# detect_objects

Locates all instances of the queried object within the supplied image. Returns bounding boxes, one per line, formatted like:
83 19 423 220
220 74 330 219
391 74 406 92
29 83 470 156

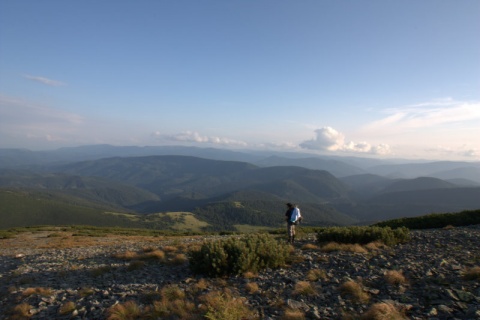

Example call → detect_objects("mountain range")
1 145 479 230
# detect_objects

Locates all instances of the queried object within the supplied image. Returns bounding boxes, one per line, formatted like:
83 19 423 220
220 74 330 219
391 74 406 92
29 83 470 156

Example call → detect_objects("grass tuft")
243 271 257 279
91 265 113 277
161 285 185 301
306 268 327 282
293 281 317 296
162 245 178 253
361 302 407 320
113 251 138 260
301 243 319 250
170 253 188 265
79 287 95 297
463 266 480 280
58 301 76 315
142 249 166 261
106 300 143 320
127 260 146 271
148 298 196 319
200 289 255 320
22 287 53 297
321 242 368 253
194 278 210 292
9 303 33 319
245 282 259 294
364 241 386 251
339 280 370 303
282 308 305 320
384 270 407 286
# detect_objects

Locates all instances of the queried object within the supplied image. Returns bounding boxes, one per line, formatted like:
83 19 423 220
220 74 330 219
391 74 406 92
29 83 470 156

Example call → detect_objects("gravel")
1 226 479 319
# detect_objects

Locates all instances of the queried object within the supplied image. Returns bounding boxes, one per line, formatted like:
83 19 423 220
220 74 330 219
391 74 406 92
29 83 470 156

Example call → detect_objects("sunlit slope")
0 189 143 229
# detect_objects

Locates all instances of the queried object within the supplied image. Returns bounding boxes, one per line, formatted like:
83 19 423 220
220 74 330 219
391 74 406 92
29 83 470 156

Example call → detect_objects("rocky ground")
0 226 479 319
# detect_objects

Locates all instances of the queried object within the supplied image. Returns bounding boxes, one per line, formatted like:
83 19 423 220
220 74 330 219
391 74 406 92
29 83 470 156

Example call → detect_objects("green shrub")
316 226 410 246
374 209 480 230
0 230 15 239
189 233 290 277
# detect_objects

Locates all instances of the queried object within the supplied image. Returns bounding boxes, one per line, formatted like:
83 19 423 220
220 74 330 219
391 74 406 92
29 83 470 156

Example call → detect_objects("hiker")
285 203 302 244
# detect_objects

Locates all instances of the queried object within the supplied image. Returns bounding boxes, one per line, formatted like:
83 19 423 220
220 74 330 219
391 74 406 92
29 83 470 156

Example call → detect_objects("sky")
1 0 479 160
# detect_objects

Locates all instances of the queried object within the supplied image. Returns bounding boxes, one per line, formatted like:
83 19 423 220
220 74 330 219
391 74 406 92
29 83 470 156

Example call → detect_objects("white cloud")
0 95 84 128
23 74 66 87
367 98 480 131
153 131 248 147
425 145 479 159
359 98 480 159
0 94 88 148
462 149 479 158
300 127 345 151
300 126 390 155
0 95 83 125
257 141 299 150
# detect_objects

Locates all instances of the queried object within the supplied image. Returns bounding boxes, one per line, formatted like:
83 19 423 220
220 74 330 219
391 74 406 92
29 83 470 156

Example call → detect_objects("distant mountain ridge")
53 155 352 206
1 145 480 230
2 145 479 182
254 155 365 177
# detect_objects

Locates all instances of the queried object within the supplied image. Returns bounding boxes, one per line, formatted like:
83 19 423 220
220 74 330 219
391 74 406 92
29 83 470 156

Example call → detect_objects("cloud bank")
153 131 248 147
300 127 391 155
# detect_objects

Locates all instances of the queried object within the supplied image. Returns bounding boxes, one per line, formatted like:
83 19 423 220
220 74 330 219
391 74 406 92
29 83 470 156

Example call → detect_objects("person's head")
286 203 293 208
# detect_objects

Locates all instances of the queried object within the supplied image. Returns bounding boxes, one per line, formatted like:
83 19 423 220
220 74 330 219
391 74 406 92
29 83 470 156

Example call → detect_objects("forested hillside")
1 151 480 230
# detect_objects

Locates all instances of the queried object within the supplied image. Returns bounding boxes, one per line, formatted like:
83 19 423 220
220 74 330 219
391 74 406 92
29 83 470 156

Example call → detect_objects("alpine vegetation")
316 226 410 246
189 233 291 277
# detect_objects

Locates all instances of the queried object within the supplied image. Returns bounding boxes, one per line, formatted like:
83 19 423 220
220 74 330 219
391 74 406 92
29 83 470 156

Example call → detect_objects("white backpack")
290 207 301 224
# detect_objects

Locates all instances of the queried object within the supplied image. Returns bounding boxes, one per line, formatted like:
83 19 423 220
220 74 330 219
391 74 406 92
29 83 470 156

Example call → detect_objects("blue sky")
1 0 479 160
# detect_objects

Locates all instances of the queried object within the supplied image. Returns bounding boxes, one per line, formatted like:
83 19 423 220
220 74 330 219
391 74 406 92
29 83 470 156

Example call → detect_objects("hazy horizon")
1 1 479 161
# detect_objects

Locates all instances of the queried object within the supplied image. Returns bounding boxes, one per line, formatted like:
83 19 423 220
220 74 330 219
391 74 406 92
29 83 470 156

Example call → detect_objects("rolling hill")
337 187 480 223
1 156 358 230
379 177 456 194
255 155 365 177
0 189 141 229
367 161 480 183
1 147 480 230
52 156 352 204
0 170 159 209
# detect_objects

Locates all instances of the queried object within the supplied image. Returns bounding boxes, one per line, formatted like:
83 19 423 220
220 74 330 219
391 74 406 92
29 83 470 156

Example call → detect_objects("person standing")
285 203 301 244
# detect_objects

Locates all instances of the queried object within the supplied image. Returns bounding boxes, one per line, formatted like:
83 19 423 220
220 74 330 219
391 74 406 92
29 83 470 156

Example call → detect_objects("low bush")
374 209 480 230
189 233 290 277
316 226 410 246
